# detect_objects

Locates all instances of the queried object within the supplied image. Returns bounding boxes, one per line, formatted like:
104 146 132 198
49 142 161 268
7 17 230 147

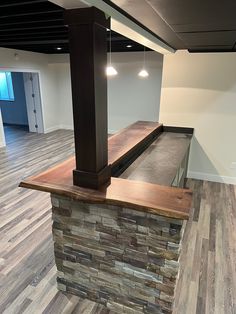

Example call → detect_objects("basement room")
0 1 235 314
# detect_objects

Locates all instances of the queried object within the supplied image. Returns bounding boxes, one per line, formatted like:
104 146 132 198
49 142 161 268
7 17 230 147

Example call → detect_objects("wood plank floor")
0 126 235 314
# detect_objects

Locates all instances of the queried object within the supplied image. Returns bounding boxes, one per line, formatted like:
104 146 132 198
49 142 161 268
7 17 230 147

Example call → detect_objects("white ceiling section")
49 0 175 54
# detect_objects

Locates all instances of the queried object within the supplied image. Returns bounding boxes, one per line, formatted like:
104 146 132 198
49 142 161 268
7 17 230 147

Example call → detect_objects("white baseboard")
45 125 117 134
59 124 73 130
44 125 62 133
0 140 6 148
188 171 236 185
44 124 73 133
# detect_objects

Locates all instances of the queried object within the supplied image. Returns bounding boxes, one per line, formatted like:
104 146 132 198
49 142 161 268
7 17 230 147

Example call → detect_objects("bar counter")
20 121 193 314
121 131 191 187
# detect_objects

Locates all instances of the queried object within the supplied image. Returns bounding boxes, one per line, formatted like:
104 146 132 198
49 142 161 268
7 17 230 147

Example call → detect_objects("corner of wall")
0 109 6 148
44 124 73 134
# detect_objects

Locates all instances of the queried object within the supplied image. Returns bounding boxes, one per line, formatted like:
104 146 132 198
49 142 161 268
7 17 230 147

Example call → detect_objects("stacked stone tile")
51 194 186 314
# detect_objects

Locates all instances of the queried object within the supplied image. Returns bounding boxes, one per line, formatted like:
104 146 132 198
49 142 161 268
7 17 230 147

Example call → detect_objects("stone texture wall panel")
51 194 186 314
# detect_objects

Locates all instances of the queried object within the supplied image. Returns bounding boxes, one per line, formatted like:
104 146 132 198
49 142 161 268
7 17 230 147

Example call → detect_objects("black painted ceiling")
1 0 235 54
105 0 236 52
0 0 145 54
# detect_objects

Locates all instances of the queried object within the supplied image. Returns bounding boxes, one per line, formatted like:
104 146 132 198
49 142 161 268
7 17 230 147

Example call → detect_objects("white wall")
0 109 5 147
0 47 59 134
0 49 163 146
160 50 236 184
49 51 163 133
107 52 163 132
47 54 73 130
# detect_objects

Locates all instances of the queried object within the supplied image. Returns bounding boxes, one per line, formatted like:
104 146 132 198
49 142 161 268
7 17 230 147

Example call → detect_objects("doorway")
0 71 44 145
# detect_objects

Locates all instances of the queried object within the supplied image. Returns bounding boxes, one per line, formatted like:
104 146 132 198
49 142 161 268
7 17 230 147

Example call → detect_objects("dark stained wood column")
64 8 111 189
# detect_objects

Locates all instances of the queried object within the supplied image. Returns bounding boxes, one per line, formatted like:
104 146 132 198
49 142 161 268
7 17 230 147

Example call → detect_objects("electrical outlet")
230 162 236 169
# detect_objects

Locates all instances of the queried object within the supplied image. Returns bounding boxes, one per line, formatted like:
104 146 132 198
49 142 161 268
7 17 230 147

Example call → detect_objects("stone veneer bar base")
51 194 186 314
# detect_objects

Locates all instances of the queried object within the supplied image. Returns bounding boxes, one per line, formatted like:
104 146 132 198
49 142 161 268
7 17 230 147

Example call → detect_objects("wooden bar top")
20 121 192 220
42 121 163 176
20 172 191 220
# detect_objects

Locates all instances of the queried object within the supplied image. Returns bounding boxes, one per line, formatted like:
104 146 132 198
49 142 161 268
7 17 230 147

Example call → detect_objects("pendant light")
106 29 118 76
138 46 149 78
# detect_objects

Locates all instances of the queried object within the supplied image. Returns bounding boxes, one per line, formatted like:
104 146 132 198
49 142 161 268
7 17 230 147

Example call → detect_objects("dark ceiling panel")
106 0 185 49
178 30 236 47
108 0 236 52
189 45 234 53
172 23 236 33
146 0 236 29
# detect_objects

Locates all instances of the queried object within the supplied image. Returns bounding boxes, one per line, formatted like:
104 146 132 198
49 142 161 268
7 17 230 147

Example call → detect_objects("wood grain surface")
20 121 192 220
1 126 235 313
33 121 163 184
20 173 192 220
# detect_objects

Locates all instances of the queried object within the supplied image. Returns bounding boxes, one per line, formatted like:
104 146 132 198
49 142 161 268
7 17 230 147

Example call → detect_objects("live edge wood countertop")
20 121 192 220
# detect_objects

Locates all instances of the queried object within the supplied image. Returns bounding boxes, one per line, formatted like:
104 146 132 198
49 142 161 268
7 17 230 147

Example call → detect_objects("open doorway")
0 71 44 145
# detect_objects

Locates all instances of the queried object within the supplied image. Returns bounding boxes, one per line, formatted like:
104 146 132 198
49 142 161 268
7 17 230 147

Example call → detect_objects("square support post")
64 8 111 189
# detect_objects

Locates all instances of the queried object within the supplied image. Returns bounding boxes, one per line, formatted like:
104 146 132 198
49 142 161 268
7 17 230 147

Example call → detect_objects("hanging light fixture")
138 46 149 78
106 29 118 76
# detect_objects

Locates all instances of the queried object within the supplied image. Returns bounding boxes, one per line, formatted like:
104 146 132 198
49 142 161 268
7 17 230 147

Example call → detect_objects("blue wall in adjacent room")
0 72 28 126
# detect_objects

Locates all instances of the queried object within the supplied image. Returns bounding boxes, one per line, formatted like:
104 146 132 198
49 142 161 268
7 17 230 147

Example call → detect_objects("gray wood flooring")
0 126 235 314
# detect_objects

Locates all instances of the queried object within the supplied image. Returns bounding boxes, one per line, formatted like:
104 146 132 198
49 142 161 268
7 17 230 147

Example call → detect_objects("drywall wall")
160 50 236 184
0 47 59 133
0 72 28 126
48 56 73 130
0 49 163 138
0 109 5 147
49 51 163 133
107 52 163 132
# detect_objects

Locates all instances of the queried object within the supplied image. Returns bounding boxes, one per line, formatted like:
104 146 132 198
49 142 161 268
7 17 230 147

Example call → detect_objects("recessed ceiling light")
126 45 132 48
106 28 110 31
56 47 62 50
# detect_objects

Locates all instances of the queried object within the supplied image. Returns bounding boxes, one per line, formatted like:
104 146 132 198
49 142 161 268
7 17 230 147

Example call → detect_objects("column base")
73 165 111 189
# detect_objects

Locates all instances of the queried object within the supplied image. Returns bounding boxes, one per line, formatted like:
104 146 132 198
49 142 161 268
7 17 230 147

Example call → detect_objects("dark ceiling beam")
0 19 63 29
0 1 60 16
0 25 66 33
0 11 63 24
0 30 67 37
0 6 62 19
0 9 62 20
0 34 68 43
0 20 64 32
110 35 130 41
1 43 69 51
0 0 47 8
0 39 68 46
0 0 146 54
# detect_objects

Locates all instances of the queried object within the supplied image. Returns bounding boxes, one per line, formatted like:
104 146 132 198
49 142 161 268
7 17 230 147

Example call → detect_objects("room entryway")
0 71 44 145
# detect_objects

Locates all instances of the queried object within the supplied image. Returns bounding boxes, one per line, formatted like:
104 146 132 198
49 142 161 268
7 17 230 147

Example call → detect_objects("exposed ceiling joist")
0 0 147 54
0 0 47 8
1 39 68 46
0 25 67 36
